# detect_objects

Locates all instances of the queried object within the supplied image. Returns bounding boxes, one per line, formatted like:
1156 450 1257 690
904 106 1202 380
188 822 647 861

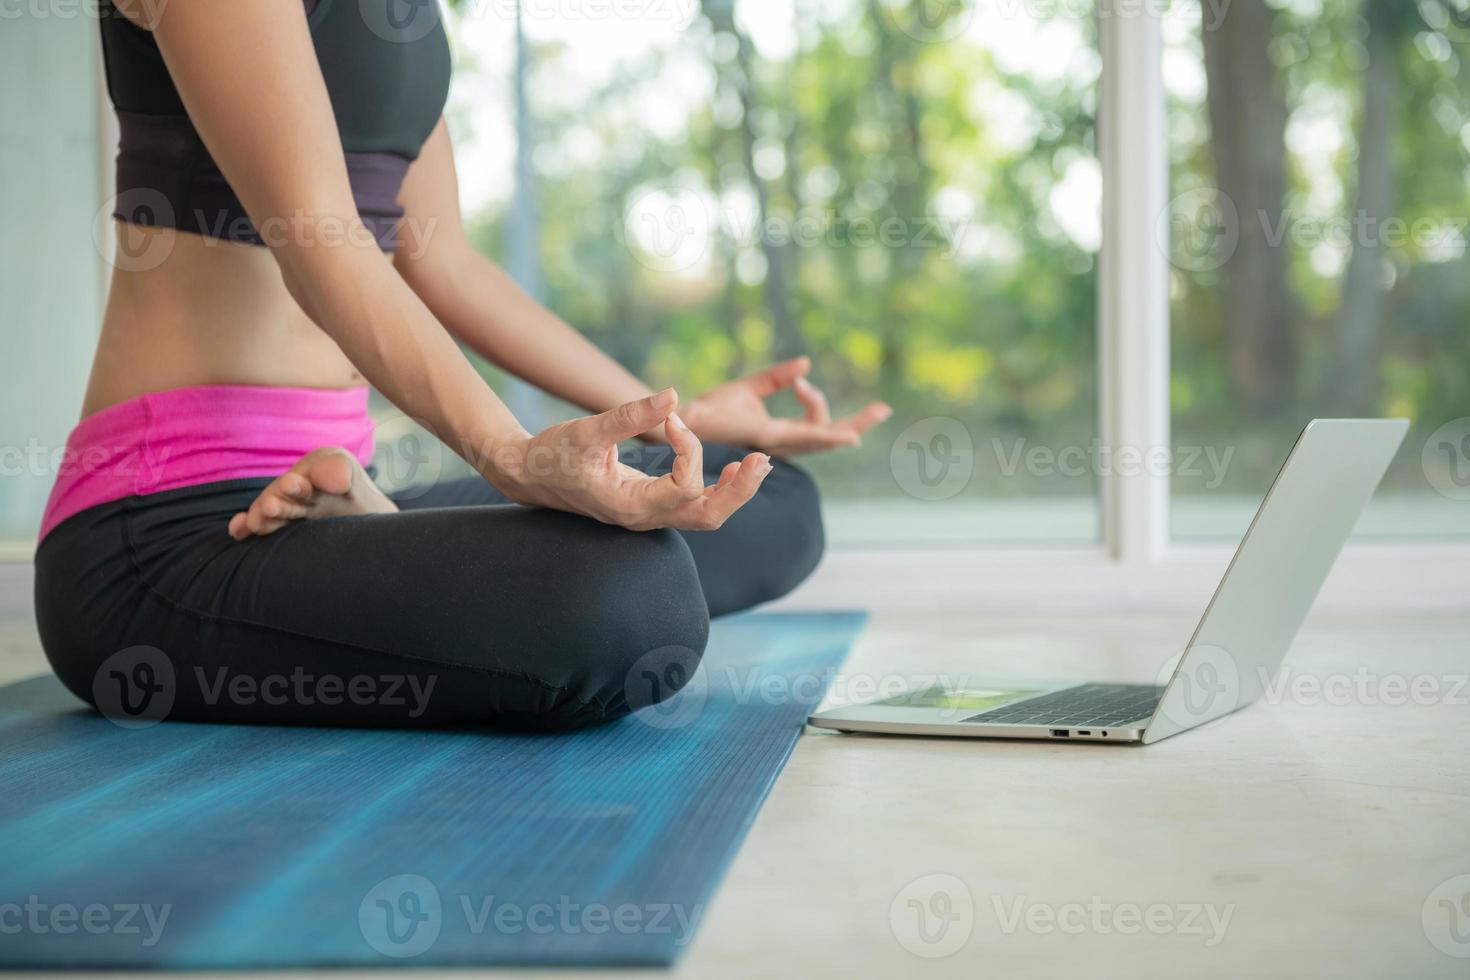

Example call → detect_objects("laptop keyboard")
961 683 1165 727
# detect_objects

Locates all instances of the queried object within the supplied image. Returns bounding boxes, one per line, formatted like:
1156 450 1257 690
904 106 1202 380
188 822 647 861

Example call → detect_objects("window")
1164 0 1470 540
445 0 1102 544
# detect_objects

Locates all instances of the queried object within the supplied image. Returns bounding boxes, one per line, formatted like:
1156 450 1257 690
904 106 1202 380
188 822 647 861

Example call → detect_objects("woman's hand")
680 357 891 457
490 389 772 531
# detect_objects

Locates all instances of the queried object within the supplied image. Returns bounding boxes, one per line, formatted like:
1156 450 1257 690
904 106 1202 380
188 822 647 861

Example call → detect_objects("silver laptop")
808 418 1408 745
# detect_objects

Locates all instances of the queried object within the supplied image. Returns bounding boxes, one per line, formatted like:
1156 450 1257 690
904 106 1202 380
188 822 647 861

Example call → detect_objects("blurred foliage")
457 0 1468 505
1169 0 1470 493
461 0 1101 500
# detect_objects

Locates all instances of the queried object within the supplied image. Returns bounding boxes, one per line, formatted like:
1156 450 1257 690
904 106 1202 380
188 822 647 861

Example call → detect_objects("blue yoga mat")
0 611 862 969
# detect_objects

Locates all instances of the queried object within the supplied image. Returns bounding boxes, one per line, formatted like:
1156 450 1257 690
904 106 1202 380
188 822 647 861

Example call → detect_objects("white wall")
0 11 106 540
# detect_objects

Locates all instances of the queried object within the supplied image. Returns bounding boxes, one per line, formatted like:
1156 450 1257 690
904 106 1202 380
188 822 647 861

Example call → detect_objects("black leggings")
33 444 823 731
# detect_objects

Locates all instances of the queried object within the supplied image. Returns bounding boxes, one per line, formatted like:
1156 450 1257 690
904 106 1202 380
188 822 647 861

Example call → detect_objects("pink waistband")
39 384 376 542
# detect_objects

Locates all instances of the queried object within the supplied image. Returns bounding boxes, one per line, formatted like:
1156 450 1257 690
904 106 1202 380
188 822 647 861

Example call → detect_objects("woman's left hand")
680 356 891 457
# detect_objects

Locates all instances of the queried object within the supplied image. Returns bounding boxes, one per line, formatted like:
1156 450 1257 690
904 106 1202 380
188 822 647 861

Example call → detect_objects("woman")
33 0 887 731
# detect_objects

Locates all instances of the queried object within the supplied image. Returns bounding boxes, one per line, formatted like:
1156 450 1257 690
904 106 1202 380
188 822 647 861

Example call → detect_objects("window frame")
1097 1 1170 564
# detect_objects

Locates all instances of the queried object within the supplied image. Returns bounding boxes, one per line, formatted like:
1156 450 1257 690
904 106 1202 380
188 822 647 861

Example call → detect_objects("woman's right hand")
488 389 773 531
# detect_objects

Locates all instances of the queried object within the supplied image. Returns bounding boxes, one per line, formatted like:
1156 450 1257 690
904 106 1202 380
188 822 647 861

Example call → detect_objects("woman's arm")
395 121 655 417
394 120 893 455
152 2 519 463
149 0 768 530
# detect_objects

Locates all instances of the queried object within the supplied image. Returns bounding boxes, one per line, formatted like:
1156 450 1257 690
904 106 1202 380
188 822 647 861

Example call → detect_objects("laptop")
808 418 1409 745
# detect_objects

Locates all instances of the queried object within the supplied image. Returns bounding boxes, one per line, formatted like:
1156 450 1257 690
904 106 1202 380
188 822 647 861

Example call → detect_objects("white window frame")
1097 0 1169 565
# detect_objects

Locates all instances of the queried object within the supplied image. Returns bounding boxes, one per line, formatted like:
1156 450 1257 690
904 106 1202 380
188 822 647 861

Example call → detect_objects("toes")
230 487 305 540
258 493 307 522
278 472 315 501
228 447 388 542
303 448 357 497
244 504 284 537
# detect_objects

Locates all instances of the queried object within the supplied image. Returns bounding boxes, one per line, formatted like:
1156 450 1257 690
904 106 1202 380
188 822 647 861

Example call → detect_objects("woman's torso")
84 0 450 418
84 230 361 416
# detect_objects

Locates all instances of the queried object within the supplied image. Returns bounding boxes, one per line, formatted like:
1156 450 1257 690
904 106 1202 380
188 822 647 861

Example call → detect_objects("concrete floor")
1 563 1467 978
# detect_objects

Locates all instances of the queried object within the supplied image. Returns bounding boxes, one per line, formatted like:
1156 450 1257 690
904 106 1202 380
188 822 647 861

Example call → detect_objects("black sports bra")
99 0 452 251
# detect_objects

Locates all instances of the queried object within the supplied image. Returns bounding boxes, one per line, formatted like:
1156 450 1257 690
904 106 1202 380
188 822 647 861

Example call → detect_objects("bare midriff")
81 222 367 419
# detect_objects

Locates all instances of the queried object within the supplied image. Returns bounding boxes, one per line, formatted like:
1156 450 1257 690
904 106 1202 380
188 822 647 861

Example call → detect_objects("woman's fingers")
689 452 771 527
614 412 706 517
664 412 704 494
709 459 743 494
746 356 811 396
589 387 679 445
834 401 893 439
765 418 861 453
619 471 694 517
771 402 892 454
761 388 892 458
614 450 768 531
516 388 790 530
793 375 832 424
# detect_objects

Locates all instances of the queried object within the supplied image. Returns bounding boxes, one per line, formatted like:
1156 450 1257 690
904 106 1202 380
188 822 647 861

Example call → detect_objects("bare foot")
227 447 398 541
